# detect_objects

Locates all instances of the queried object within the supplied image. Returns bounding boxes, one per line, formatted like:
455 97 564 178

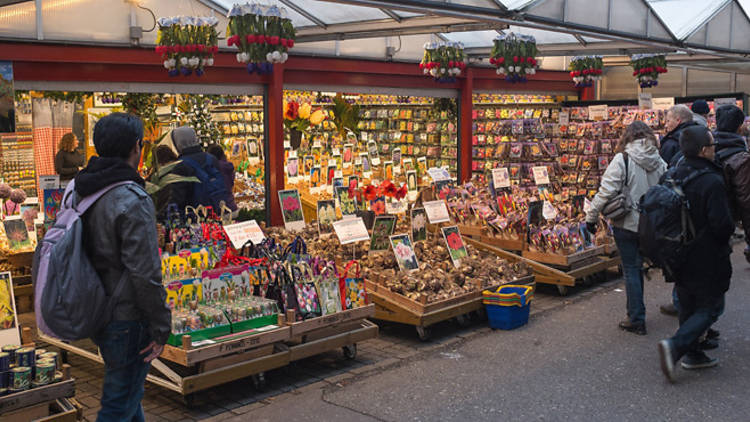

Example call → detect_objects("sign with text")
532 166 550 185
333 217 370 245
638 92 653 110
714 97 738 108
223 220 265 249
423 200 451 224
491 167 510 189
652 97 674 111
587 104 608 121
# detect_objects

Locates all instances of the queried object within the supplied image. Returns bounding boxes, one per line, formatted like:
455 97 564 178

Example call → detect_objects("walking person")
660 104 699 167
74 113 171 420
55 132 84 186
658 125 735 382
586 121 667 335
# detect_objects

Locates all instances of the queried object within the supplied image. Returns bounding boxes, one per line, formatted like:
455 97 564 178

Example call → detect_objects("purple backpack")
33 180 133 340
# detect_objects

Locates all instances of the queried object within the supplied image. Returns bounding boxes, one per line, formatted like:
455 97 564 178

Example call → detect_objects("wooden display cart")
366 235 539 340
522 245 622 296
456 223 526 252
0 366 77 422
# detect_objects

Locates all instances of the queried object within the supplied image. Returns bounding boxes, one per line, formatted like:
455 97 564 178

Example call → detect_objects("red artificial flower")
380 180 397 198
448 60 455 68
257 35 266 44
287 39 295 48
212 46 219 53
395 185 407 200
363 185 378 201
497 57 505 64
197 44 205 52
632 71 638 76
519 57 526 63
270 36 280 45
419 63 425 69
446 232 463 251
570 71 576 77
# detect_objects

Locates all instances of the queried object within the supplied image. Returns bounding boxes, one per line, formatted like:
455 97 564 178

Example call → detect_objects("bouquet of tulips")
227 3 296 75
489 33 538 83
569 56 603 87
630 54 668 88
419 42 466 83
156 16 219 77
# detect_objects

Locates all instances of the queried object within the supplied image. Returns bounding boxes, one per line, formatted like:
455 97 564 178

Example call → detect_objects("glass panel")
498 0 538 10
647 0 728 39
441 30 499 48
506 25 579 44
0 1 36 39
285 0 389 24
212 0 315 27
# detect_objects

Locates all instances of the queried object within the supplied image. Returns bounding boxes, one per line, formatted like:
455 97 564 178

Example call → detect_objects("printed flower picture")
287 157 299 178
3 218 31 252
43 188 64 222
336 186 357 216
370 215 396 252
317 200 336 235
0 273 17 330
310 166 321 188
390 234 419 271
278 190 303 223
411 208 427 242
304 155 314 175
370 196 386 216
441 226 468 267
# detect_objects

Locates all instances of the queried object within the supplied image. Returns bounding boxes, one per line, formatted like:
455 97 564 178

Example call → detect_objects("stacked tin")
0 345 61 395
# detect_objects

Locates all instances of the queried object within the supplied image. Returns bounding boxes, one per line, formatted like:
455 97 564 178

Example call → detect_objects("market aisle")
317 243 750 422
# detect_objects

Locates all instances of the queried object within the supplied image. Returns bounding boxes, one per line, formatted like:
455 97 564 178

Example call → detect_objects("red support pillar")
459 67 474 183
267 63 285 226
579 84 596 101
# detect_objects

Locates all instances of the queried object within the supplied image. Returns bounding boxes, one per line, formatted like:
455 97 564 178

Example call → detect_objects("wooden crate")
284 304 375 337
0 379 75 416
522 245 606 267
286 320 378 362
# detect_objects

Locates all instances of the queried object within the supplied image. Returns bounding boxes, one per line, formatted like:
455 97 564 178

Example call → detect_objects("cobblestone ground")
30 272 619 421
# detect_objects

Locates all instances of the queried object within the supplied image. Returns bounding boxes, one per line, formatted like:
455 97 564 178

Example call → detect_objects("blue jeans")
671 287 724 360
613 227 645 325
93 321 152 422
672 286 681 313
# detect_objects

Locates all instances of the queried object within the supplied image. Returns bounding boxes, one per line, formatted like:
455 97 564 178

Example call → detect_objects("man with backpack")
169 126 231 214
713 104 750 263
655 125 735 382
74 113 171 419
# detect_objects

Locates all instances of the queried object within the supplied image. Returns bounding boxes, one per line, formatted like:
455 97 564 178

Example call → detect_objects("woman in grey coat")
586 121 667 335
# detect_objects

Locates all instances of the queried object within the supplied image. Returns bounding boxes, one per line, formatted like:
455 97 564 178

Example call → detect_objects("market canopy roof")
2 0 750 65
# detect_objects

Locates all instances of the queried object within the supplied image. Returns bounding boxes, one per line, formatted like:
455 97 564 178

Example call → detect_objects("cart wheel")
252 372 266 390
342 344 357 360
455 314 471 327
60 350 69 365
557 285 569 296
582 275 594 287
416 326 431 341
184 393 196 409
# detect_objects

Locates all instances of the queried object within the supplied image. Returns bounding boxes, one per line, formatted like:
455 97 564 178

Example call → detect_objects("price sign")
491 168 510 189
532 166 550 185
714 97 738 107
558 111 569 125
223 220 265 249
588 104 608 121
39 175 60 192
652 97 675 111
333 217 370 245
427 167 451 182
542 201 558 220
423 200 451 224
638 92 653 110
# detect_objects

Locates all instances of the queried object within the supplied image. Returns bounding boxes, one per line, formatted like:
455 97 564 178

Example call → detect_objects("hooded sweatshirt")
714 130 748 165
587 138 667 232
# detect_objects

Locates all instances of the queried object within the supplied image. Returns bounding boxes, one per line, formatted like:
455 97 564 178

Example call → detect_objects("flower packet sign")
410 207 427 242
441 226 468 268
165 277 203 308
0 272 20 346
278 189 305 232
43 188 64 222
202 265 253 302
423 200 451 224
390 234 419 272
223 220 265 250
491 167 510 189
317 199 336 235
370 215 396 252
427 167 451 183
532 166 550 186
367 141 380 166
333 217 370 245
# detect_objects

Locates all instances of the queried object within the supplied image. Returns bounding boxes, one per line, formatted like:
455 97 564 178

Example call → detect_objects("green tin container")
11 366 31 391
34 362 55 386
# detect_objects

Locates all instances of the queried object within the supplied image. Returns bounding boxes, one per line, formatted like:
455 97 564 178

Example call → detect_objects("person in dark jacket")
168 126 228 212
691 99 710 127
55 132 84 184
713 104 750 263
658 125 735 382
660 104 699 166
207 144 238 214
74 113 171 420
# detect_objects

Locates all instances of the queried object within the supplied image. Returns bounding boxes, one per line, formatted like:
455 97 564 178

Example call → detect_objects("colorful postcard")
410 207 427 242
311 145 322 162
392 148 401 167
278 189 305 231
343 144 354 168
360 153 371 172
3 217 31 251
384 161 394 181
317 199 336 235
370 215 396 252
303 155 314 177
348 175 359 191
403 158 414 173
417 157 427 177
310 165 322 189
354 162 364 176
370 196 386 216
43 188 64 222
390 234 419 272
441 226 468 268
332 177 344 194
287 157 299 180
407 170 418 192
336 186 358 216
367 141 380 166
20 199 39 232
326 165 337 186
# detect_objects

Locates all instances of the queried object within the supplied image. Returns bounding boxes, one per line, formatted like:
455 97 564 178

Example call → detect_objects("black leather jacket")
78 167 171 345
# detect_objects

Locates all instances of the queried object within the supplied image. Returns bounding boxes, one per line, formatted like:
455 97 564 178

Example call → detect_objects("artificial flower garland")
227 3 296 75
569 56 603 87
155 16 219 77
490 33 538 83
630 54 668 88
419 42 466 83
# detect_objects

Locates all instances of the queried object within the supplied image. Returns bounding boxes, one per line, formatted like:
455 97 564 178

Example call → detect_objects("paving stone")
230 401 267 415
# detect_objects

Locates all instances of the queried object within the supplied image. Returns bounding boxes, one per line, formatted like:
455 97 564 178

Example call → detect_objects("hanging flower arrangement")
227 3 296 75
155 16 219 77
489 33 538 83
630 54 668 88
419 42 466 83
569 56 603 87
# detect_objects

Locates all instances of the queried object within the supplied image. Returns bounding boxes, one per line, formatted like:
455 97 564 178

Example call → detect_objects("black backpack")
180 155 230 212
637 168 711 280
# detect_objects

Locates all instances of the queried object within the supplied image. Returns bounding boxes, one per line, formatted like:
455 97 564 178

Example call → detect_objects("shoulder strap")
681 168 713 186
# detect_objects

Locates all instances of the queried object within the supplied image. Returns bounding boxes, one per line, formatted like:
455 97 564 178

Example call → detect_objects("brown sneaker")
619 319 647 335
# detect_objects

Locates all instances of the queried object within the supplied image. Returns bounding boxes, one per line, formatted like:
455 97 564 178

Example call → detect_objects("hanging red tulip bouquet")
630 54 667 88
156 16 219 77
227 3 296 75
569 56 603 87
489 33 538 83
419 42 466 83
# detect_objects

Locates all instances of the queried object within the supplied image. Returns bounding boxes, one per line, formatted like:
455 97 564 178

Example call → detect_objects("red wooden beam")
284 69 461 90
459 67 473 183
267 63 285 227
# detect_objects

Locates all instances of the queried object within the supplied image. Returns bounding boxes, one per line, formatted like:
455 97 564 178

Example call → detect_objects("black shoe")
681 352 718 370
745 246 750 264
658 340 676 383
659 304 679 317
619 320 647 335
706 328 720 340
698 338 719 350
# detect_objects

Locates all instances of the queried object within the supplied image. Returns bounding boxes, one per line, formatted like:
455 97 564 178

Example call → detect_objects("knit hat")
172 126 200 154
691 99 710 115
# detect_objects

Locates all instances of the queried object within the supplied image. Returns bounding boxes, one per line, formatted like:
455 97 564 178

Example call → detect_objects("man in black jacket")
713 104 750 263
75 113 171 420
660 104 699 167
658 125 735 382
